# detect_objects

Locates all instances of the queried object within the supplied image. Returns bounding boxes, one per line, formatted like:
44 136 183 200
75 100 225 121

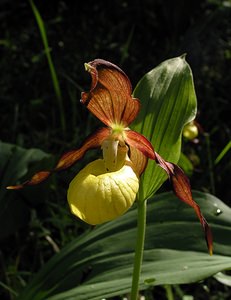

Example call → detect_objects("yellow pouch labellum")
67 159 139 225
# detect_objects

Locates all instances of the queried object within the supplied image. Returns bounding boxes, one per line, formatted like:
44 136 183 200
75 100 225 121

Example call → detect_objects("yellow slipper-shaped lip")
67 159 139 225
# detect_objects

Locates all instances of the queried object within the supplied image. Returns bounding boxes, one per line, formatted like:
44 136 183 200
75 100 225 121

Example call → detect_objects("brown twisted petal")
81 59 140 127
125 130 155 160
7 127 110 190
154 152 213 255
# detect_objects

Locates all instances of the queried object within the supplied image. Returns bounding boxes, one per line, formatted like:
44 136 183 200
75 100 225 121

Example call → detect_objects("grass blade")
29 0 66 133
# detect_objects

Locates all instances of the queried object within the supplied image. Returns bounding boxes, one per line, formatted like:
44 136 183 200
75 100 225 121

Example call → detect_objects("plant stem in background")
130 199 147 299
214 140 231 165
29 0 66 134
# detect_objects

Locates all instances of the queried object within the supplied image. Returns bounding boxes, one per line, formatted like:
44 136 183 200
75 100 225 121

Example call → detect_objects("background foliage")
0 0 230 299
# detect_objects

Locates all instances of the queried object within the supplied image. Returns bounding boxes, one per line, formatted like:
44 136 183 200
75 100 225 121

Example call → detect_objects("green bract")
132 55 197 200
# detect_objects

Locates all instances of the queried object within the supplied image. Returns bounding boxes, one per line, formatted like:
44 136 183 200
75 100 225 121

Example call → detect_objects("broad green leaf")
132 55 197 200
214 272 231 286
18 191 231 300
0 141 51 239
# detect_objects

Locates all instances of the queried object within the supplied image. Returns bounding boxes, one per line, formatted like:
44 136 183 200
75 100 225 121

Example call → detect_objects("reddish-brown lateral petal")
55 127 110 170
7 171 50 190
81 59 140 127
155 152 213 255
125 130 155 160
7 127 110 190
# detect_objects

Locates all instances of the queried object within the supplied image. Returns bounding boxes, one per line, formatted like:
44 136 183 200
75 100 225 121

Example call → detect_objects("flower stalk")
130 199 147 299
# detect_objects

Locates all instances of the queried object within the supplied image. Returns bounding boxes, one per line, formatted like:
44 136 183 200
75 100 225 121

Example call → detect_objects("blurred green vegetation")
0 0 230 299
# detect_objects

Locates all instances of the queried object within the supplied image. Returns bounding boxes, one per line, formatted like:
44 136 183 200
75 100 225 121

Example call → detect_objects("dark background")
0 0 230 299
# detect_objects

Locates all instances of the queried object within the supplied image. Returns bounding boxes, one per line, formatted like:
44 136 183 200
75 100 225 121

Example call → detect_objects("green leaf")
18 191 231 300
214 272 231 287
132 55 197 200
0 141 51 239
178 152 194 176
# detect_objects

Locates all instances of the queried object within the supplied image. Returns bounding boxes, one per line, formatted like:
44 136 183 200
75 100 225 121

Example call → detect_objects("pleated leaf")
17 191 231 300
132 55 197 200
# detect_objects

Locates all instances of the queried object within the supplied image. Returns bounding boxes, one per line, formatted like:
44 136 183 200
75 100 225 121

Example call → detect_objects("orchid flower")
7 59 213 255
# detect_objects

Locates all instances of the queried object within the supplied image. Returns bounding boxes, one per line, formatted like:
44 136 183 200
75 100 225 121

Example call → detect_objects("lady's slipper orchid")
7 59 213 254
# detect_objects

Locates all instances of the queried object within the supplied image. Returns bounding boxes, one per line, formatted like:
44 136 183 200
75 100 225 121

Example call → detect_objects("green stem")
214 140 231 165
165 285 174 300
130 199 147 300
